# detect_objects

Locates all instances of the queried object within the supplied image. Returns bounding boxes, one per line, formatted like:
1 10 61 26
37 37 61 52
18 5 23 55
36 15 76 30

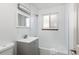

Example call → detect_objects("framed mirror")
17 13 30 28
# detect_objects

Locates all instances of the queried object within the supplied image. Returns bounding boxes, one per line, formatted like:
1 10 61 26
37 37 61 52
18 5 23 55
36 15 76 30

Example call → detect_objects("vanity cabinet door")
17 39 39 55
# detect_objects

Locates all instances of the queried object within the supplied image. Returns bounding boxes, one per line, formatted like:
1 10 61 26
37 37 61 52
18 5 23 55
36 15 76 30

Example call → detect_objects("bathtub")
0 43 14 55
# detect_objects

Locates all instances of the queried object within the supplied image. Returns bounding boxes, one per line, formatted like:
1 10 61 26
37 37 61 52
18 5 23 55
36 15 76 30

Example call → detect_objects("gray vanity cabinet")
17 39 39 55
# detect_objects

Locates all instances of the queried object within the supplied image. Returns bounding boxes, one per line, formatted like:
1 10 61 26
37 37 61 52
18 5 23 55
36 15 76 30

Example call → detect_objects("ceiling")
29 3 65 10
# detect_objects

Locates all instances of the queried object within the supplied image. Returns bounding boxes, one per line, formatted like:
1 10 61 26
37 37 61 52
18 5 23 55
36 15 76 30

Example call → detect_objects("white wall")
38 5 68 54
0 3 17 44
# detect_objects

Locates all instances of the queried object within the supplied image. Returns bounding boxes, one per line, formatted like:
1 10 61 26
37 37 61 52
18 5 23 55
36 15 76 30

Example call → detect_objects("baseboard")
39 47 67 55
39 47 52 55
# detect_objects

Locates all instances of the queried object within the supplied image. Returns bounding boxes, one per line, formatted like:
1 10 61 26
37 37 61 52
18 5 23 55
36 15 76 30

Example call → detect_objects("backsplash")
16 28 31 40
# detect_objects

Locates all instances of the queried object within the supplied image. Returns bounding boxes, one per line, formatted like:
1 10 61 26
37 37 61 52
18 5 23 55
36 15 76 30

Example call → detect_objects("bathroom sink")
17 37 39 43
17 37 39 55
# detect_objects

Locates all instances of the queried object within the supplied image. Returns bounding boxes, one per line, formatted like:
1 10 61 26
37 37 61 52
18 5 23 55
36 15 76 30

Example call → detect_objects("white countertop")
17 37 39 43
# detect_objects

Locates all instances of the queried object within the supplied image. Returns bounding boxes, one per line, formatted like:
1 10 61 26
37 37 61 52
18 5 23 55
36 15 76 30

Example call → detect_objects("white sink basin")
17 37 39 43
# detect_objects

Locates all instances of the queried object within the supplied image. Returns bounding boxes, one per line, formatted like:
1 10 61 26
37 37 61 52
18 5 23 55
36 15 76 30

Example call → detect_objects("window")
26 18 30 27
42 14 58 30
43 15 49 29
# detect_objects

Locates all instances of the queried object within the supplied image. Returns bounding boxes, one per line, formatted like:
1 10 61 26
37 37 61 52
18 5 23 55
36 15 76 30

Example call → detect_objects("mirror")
18 13 30 28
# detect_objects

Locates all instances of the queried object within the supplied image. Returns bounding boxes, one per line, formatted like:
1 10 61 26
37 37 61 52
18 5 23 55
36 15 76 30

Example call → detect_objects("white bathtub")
0 43 14 55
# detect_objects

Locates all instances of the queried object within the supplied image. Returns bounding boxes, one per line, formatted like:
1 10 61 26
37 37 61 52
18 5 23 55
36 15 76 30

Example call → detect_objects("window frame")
42 13 59 31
